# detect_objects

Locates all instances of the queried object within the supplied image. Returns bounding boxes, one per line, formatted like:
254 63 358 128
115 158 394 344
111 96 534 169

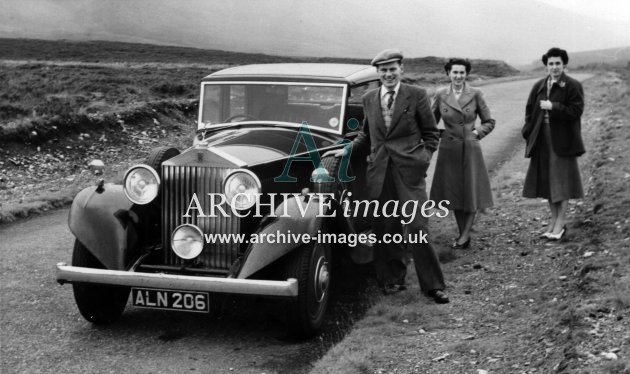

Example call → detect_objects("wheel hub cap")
314 257 329 303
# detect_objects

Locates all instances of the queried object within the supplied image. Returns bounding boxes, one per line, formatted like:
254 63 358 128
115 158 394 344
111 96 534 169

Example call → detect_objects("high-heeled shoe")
539 231 552 239
547 226 567 241
452 237 471 249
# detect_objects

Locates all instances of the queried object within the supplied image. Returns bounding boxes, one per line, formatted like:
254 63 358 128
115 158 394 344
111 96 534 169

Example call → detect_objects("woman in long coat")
521 47 584 240
430 58 495 249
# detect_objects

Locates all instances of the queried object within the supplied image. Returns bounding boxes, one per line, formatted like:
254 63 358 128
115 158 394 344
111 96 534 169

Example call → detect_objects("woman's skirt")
523 121 584 202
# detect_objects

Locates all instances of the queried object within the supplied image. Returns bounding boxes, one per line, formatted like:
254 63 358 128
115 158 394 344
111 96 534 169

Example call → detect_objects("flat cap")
371 49 403 66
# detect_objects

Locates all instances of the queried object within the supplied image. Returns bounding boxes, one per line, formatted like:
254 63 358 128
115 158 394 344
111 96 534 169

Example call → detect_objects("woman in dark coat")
430 58 495 249
522 47 585 241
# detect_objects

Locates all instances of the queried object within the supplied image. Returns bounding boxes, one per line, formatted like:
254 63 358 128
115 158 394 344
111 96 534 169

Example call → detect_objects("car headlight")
123 165 160 205
171 224 204 259
223 169 261 210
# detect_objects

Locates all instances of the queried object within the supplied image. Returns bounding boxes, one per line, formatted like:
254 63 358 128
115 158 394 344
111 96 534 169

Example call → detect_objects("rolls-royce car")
56 63 381 337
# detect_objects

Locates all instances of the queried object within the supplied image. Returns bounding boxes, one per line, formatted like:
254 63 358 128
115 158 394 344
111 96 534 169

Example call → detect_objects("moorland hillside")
0 38 521 146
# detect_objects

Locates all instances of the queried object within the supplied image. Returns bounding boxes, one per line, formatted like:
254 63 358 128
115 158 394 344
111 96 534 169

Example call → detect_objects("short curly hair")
444 58 472 74
542 47 569 65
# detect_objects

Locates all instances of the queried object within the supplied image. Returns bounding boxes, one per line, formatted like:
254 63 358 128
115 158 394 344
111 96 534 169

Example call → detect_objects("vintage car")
56 63 381 337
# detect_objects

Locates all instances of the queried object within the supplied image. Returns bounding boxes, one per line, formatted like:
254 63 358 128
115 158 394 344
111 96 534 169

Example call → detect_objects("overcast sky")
1 0 628 65
538 0 630 22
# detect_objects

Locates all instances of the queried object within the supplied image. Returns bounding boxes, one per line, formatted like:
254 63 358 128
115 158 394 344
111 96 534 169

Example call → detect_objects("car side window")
348 81 379 104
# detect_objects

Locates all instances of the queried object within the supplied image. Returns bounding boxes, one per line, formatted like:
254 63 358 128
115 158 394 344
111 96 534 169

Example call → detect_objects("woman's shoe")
539 231 552 239
547 226 567 241
452 238 471 249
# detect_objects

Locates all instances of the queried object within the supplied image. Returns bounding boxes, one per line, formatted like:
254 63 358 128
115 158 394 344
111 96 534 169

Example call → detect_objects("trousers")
373 165 445 292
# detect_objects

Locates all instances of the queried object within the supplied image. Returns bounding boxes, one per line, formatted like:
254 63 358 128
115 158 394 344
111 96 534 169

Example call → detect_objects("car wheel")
71 240 129 325
145 147 180 178
283 232 332 338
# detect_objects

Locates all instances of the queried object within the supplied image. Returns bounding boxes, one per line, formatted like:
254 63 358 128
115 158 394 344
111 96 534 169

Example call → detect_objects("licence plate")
131 288 209 313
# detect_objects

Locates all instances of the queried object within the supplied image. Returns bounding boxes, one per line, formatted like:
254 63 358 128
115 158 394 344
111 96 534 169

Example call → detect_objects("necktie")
387 91 395 109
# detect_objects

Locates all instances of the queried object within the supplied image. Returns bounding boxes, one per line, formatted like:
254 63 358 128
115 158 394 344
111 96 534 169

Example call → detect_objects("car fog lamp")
123 165 160 205
171 224 204 259
224 169 261 210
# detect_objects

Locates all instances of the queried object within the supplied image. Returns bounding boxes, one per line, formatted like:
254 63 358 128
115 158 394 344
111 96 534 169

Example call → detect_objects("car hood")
202 127 339 165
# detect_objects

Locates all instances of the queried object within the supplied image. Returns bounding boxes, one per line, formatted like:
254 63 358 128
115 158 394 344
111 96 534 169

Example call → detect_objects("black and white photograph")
1 1 629 373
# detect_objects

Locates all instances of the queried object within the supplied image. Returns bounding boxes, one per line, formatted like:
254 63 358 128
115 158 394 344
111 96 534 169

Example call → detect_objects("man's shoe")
382 284 400 295
382 284 406 295
427 290 450 304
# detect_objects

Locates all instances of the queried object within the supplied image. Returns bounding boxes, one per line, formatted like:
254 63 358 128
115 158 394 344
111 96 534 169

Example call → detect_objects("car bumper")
56 263 298 297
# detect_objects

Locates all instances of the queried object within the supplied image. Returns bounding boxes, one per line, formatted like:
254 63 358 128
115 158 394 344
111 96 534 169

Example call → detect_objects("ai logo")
274 120 358 183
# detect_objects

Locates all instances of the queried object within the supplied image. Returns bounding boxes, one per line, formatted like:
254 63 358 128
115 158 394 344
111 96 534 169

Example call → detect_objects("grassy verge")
0 60 203 144
0 101 197 224
310 71 629 373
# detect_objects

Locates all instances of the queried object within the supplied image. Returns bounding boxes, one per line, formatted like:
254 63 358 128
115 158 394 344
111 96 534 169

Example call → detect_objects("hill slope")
570 46 630 67
0 38 520 146
524 46 630 70
0 38 519 77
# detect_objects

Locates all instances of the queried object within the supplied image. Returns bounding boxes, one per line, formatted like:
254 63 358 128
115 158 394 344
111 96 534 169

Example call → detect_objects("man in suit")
326 49 449 303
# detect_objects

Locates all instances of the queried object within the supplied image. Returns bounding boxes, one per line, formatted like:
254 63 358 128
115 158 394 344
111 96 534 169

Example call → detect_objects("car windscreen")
199 82 346 134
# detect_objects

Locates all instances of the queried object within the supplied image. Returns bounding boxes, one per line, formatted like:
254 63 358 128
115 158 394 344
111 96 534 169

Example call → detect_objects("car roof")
202 63 378 85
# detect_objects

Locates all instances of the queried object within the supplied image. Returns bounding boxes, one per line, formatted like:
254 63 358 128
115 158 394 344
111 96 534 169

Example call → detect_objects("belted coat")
429 85 495 212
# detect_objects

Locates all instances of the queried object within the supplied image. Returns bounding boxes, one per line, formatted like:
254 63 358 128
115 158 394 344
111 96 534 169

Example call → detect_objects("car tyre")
71 240 130 325
145 147 180 178
283 230 332 338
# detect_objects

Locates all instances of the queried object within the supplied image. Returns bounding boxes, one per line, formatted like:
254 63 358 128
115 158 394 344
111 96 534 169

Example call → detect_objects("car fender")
237 194 330 279
68 184 137 270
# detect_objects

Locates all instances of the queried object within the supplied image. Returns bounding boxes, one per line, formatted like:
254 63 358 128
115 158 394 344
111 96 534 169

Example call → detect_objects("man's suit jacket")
353 83 440 199
521 72 585 158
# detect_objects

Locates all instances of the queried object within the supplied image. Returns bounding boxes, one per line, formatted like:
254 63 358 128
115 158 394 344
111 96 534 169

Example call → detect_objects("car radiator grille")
161 165 240 270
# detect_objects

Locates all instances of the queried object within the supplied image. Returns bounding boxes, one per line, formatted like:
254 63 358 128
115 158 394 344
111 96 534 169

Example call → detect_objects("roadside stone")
600 352 618 360
432 353 449 362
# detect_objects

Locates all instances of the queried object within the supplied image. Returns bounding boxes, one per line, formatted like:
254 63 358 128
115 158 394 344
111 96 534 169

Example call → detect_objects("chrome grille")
161 165 240 269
